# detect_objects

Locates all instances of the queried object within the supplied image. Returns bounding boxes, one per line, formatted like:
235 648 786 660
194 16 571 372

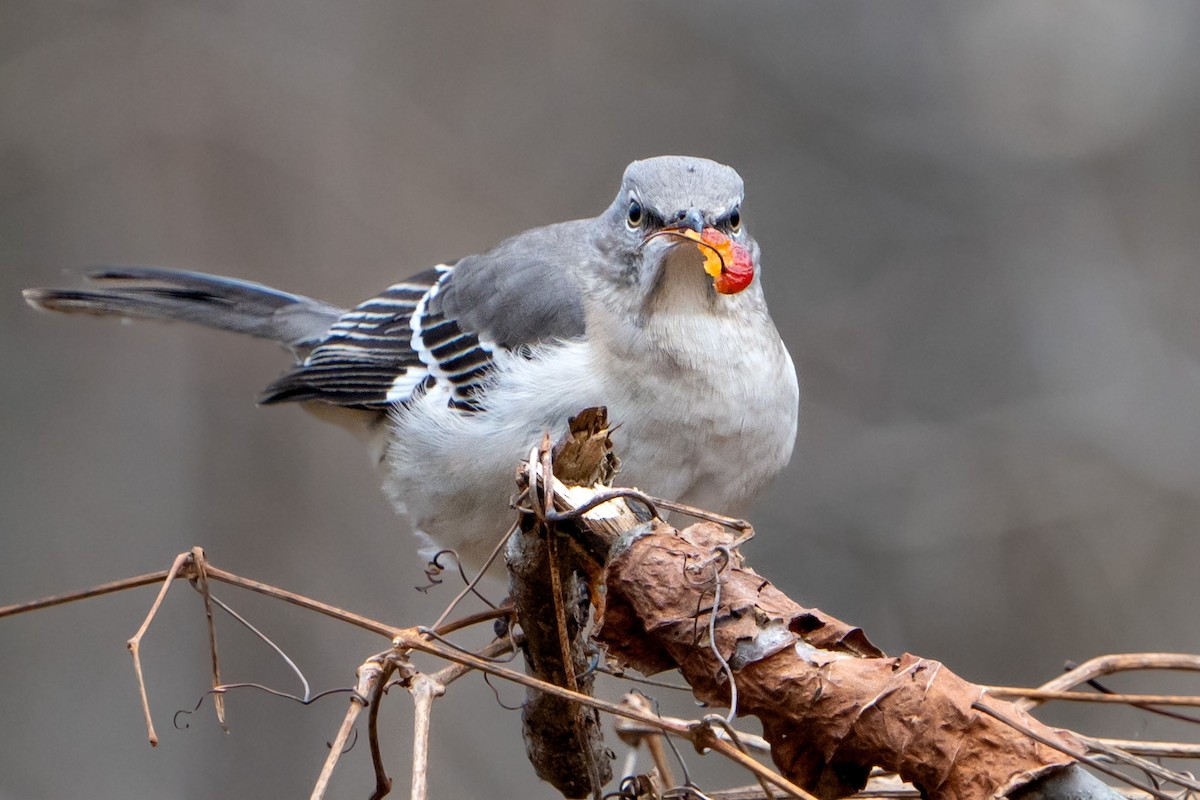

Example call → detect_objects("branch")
0 551 401 638
494 412 1135 800
393 628 817 799
310 653 385 800
589 518 1092 800
1013 652 1200 710
7 412 1198 800
504 411 626 798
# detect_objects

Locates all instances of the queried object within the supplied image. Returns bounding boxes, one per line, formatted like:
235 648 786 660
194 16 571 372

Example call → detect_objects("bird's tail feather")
24 267 345 353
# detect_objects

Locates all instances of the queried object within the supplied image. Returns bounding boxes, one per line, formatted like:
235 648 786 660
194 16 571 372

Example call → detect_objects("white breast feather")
381 301 798 571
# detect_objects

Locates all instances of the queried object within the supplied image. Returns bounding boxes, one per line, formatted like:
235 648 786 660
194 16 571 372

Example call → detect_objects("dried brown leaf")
596 521 1081 800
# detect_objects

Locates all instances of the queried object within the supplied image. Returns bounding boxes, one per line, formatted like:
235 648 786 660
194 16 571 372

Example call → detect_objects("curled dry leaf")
595 520 1082 800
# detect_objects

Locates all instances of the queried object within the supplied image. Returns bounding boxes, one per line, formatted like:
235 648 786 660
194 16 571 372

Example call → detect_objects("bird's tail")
23 267 345 354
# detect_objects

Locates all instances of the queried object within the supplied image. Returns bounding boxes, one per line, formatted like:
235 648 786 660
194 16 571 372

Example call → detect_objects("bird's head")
599 156 759 303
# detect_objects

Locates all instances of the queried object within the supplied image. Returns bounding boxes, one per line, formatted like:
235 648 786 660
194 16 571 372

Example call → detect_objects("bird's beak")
674 208 705 234
659 226 755 295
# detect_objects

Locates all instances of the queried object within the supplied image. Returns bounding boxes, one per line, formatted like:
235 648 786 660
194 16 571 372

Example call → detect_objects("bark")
507 522 610 799
506 409 621 798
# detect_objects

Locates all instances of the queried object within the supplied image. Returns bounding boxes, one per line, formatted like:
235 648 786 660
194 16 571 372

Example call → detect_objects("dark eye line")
724 206 742 232
629 201 667 231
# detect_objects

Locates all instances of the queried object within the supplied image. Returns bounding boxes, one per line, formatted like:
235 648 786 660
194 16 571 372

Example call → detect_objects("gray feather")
24 268 344 354
435 220 591 348
619 155 744 221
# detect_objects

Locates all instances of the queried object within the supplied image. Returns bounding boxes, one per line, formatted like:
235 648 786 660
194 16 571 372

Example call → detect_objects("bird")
24 155 799 571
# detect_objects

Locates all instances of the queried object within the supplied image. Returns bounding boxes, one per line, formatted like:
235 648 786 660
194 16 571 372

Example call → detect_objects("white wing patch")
386 371 428 403
410 269 497 412
259 263 500 412
260 266 438 408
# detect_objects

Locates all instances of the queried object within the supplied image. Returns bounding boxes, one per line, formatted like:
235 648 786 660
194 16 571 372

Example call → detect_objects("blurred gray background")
3 2 1199 798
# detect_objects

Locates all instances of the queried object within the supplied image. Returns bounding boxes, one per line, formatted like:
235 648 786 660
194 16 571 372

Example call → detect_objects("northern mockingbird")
25 156 799 568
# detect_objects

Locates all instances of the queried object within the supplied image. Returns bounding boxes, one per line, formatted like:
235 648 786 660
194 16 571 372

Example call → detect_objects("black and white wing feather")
261 264 489 410
261 220 592 412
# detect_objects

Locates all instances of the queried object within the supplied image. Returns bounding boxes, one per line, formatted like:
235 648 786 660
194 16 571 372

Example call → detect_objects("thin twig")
126 551 192 746
1085 674 1200 726
1088 738 1200 759
369 638 517 800
1078 734 1200 793
416 626 521 663
188 547 226 730
310 655 388 800
0 569 174 618
2 553 401 638
619 692 677 788
695 726 812 800
648 694 696 790
202 564 400 638
406 672 446 800
600 666 693 692
395 631 815 800
540 433 556 520
546 507 602 798
366 658 401 800
971 700 1173 800
699 716 777 800
987 687 1200 707
204 592 312 701
428 520 519 633
616 715 771 756
435 604 514 637
431 637 518 687
118 551 404 748
1014 653 1200 711
640 494 753 533
646 729 676 789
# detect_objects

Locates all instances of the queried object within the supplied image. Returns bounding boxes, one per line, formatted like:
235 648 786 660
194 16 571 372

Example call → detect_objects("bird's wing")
261 225 589 411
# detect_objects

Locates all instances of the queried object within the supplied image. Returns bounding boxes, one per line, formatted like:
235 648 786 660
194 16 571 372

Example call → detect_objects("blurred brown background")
3 2 1200 798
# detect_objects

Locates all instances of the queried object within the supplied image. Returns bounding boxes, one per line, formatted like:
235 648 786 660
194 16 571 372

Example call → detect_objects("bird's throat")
645 247 724 315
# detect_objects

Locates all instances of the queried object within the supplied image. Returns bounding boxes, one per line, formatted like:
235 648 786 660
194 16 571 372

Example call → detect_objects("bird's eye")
627 199 643 228
728 207 741 233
